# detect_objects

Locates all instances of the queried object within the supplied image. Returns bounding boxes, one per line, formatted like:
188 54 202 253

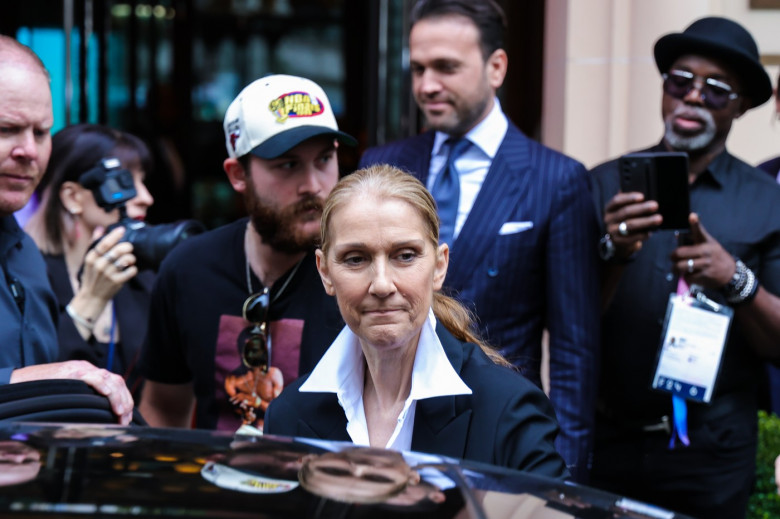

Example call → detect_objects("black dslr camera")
79 157 205 271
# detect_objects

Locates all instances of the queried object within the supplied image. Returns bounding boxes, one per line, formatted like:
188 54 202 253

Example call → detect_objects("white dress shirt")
298 309 472 451
427 98 509 240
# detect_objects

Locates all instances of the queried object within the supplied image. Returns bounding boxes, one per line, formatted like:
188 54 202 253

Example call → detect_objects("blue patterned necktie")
431 138 469 246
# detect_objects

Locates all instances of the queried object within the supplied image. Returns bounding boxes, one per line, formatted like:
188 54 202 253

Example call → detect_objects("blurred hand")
775 454 780 495
603 192 662 259
79 226 138 303
670 213 735 289
10 361 134 425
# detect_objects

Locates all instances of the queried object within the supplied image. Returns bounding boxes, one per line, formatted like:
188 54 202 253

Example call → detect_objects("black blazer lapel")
411 398 472 460
411 327 472 460
448 125 532 288
295 395 351 442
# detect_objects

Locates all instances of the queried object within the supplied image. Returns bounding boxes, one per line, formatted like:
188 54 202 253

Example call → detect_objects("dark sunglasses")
662 69 739 110
242 287 271 372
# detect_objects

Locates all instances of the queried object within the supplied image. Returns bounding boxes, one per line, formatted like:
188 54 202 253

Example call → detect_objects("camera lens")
121 219 206 271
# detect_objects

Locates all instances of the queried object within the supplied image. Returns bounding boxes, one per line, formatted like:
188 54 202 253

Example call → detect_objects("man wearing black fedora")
589 17 780 519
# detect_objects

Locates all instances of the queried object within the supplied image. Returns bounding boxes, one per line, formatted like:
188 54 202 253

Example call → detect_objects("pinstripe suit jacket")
358 123 600 482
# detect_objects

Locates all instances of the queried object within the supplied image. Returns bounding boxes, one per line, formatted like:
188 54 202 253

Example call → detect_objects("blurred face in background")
662 54 747 154
409 14 506 137
61 163 153 235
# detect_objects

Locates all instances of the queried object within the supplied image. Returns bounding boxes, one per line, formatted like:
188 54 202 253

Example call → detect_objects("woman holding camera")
25 124 155 397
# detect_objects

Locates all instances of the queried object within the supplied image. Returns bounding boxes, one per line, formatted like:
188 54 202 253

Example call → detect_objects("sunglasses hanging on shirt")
242 287 271 372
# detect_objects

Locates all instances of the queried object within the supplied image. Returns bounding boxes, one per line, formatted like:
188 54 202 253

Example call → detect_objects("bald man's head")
0 35 49 80
0 37 53 217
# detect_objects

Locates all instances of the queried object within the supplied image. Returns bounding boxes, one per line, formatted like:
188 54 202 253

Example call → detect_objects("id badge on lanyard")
651 285 733 404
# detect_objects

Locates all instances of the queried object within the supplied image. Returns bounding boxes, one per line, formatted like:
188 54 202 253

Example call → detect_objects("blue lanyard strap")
669 395 690 448
106 305 117 371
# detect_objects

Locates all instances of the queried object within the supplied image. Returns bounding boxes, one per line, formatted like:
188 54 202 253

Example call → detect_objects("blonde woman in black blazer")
264 165 567 480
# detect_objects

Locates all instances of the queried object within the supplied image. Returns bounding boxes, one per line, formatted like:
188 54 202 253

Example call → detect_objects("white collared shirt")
299 309 472 451
427 98 509 240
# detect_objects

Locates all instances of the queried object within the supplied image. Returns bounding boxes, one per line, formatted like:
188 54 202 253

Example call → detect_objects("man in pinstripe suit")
358 0 600 482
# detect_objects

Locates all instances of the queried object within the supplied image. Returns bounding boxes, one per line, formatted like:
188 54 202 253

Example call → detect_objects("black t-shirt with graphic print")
140 218 343 430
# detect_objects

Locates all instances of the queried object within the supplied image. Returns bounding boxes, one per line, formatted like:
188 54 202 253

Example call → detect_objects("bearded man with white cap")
139 75 355 431
590 17 780 518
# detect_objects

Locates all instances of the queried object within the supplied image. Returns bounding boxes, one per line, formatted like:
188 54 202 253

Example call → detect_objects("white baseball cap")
223 74 356 159
201 462 299 494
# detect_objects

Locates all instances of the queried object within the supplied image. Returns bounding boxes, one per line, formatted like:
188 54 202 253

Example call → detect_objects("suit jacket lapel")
403 131 436 185
292 327 474 458
447 125 532 288
411 326 472 460
295 395 351 442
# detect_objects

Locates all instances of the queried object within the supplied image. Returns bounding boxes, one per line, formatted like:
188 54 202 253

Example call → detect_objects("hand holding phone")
618 152 691 231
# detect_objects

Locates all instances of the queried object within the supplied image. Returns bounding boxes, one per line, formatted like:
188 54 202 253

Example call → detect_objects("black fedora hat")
654 16 772 109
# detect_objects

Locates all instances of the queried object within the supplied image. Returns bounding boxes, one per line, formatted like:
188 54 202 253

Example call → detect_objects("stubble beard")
421 90 491 137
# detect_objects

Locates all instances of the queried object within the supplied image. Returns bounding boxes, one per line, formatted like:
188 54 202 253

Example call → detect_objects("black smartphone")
618 151 690 231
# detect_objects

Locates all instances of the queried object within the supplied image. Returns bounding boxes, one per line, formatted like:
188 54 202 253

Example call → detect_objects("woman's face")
316 195 448 354
78 166 154 230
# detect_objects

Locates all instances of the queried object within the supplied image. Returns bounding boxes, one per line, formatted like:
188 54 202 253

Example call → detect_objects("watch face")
599 234 615 261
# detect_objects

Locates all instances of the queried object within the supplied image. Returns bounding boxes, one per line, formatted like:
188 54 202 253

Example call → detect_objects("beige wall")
543 0 780 169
